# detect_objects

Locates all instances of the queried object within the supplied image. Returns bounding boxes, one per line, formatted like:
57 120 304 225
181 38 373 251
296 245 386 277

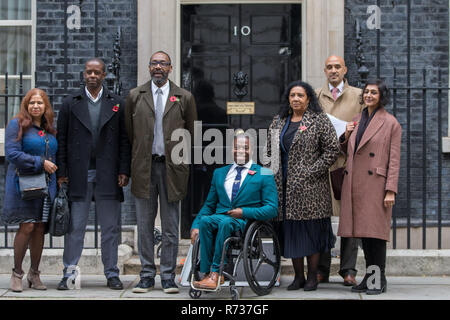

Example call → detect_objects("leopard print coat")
265 109 340 221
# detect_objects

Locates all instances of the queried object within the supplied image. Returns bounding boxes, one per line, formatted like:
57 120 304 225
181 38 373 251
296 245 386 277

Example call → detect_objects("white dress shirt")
328 81 345 99
85 86 103 103
224 160 253 201
151 80 170 110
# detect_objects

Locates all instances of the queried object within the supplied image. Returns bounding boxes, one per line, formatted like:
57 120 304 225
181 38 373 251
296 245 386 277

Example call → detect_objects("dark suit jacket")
56 86 131 201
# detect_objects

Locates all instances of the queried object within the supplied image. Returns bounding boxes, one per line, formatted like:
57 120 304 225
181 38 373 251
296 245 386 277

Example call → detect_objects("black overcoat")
56 86 131 201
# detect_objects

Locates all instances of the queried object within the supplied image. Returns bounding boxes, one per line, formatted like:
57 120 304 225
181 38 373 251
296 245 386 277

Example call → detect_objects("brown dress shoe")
193 272 224 290
343 274 357 286
193 273 209 288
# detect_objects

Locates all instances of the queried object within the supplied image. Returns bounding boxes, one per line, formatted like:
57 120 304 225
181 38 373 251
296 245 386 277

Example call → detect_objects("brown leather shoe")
193 272 224 290
343 274 357 286
317 273 329 283
193 273 209 288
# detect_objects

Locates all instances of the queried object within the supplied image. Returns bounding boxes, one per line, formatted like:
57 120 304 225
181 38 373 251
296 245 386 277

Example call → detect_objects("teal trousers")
198 214 246 273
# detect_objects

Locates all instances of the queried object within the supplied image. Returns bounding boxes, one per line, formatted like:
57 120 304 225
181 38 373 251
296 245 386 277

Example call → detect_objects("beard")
151 71 169 87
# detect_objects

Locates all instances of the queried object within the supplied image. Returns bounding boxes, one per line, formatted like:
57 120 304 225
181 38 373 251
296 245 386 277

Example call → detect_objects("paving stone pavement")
0 274 449 300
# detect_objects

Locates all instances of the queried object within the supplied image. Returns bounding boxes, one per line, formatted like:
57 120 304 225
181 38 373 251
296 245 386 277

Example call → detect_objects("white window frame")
0 0 36 87
0 0 36 155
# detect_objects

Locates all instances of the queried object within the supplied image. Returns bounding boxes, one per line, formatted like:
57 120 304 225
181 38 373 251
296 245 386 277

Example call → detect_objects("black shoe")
107 276 123 290
287 277 305 290
304 278 318 291
132 277 155 293
366 283 387 295
161 279 179 294
57 277 69 290
351 274 370 293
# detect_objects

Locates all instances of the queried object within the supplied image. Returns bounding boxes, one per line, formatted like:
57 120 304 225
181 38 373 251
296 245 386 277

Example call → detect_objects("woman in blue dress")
2 88 58 292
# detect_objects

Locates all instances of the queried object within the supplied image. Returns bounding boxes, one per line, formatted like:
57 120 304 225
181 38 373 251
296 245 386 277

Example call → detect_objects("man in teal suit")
190 131 278 289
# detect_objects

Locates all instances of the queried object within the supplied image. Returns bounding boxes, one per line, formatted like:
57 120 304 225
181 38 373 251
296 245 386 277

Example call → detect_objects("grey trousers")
318 237 360 278
134 162 179 281
63 171 121 279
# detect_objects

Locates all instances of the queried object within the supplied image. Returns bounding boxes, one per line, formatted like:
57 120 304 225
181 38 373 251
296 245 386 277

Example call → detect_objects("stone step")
123 254 342 276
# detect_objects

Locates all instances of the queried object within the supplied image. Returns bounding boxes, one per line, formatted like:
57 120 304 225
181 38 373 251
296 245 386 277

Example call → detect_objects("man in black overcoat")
56 58 131 290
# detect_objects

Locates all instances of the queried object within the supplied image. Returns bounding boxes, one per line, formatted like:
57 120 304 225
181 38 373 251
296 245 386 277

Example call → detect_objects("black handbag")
17 135 50 200
48 182 70 236
330 167 345 200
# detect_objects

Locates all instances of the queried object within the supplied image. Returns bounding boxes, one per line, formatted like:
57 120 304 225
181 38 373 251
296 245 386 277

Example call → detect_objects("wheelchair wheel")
242 221 281 296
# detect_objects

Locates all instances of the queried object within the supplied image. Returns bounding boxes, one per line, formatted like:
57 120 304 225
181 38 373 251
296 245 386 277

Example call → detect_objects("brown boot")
27 268 47 290
10 269 24 292
193 272 224 290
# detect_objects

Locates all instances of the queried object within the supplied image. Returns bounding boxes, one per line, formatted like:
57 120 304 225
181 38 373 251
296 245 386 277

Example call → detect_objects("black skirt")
279 217 335 258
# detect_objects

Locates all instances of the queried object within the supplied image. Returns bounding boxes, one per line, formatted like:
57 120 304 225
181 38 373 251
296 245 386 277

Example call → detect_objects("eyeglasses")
149 61 171 67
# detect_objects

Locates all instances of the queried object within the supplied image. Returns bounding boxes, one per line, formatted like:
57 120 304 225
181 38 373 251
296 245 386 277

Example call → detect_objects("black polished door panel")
180 3 301 238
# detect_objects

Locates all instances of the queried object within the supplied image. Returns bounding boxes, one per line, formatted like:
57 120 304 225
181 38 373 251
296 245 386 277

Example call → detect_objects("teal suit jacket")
191 163 278 230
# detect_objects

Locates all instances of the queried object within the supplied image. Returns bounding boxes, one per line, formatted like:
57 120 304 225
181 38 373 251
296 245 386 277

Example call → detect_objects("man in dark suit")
56 58 131 290
190 132 278 289
125 51 197 294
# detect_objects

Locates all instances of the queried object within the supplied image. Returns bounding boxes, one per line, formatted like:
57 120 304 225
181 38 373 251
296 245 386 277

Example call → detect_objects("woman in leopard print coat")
266 80 340 291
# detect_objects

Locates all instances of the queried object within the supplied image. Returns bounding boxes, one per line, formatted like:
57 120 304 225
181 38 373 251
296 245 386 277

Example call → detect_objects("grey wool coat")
266 109 340 221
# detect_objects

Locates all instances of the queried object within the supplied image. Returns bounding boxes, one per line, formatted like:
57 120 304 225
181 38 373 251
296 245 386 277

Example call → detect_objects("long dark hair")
360 79 390 107
13 88 56 140
278 80 322 118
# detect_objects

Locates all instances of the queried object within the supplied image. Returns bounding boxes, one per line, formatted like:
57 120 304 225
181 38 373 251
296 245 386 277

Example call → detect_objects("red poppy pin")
113 104 120 112
38 130 45 137
169 96 180 102
248 170 256 175
353 121 358 126
300 126 308 132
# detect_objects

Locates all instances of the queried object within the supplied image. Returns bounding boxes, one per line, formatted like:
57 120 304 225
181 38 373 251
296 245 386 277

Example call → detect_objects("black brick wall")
344 0 450 221
35 0 138 225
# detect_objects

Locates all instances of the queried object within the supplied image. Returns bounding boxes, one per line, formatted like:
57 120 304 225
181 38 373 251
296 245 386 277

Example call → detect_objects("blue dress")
2 118 58 224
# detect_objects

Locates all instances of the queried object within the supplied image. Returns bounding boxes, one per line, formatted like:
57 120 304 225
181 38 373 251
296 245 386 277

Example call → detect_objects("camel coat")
316 80 364 216
337 107 402 241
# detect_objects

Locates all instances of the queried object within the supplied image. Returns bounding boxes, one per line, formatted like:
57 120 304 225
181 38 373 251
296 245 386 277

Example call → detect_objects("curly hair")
13 88 56 141
278 80 323 118
360 79 391 107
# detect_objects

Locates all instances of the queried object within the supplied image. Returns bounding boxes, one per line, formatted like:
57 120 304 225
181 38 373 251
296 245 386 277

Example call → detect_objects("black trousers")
361 237 386 275
318 237 360 278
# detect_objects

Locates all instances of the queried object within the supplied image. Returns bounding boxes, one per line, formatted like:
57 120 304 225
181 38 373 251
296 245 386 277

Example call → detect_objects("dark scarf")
354 106 381 153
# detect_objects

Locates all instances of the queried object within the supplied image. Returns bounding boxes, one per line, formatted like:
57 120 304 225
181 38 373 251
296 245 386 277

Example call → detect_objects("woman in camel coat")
338 79 402 295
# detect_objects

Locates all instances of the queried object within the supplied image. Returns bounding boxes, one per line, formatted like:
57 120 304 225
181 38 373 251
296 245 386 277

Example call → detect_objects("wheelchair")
188 219 281 300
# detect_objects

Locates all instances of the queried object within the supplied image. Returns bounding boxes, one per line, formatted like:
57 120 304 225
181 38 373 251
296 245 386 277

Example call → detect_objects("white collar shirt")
328 81 345 99
151 80 170 110
85 86 103 103
224 160 253 201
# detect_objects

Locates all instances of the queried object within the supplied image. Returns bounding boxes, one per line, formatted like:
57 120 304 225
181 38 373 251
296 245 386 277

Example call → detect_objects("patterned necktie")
231 166 245 202
332 87 339 100
153 88 164 155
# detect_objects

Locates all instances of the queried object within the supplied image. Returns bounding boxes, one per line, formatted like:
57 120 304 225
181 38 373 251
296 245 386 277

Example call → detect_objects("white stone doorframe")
137 0 345 89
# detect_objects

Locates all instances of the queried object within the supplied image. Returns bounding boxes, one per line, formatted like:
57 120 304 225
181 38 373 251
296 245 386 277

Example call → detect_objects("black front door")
180 3 301 238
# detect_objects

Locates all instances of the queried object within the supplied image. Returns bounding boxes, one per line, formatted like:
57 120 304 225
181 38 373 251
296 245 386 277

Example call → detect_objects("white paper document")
327 113 348 139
